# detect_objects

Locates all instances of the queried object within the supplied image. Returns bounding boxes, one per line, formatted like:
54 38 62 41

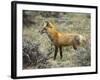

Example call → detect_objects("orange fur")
40 21 86 60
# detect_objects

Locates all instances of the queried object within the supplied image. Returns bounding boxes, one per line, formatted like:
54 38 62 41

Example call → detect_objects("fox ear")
46 21 53 28
45 21 50 27
44 21 48 27
46 21 49 24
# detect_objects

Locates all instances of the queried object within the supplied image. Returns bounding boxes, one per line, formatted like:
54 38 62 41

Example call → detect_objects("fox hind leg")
59 46 63 59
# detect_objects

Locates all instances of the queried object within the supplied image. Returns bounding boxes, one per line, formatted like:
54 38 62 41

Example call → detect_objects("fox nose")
38 30 41 33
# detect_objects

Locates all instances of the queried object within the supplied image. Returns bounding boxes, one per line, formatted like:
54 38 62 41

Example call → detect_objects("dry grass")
23 11 91 69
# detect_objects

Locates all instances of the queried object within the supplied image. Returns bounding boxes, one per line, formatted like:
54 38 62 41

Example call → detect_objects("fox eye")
43 27 46 30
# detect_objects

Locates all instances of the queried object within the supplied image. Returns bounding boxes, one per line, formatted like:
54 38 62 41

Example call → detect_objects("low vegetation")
23 10 91 69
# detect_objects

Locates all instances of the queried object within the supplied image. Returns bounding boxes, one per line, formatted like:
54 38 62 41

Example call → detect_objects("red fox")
40 21 86 60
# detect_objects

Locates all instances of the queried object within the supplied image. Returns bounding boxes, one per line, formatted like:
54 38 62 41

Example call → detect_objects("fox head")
39 21 56 34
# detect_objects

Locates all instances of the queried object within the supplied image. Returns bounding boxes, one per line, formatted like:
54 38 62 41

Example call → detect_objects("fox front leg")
54 46 58 60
